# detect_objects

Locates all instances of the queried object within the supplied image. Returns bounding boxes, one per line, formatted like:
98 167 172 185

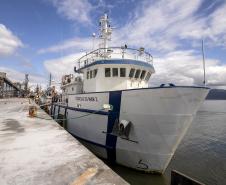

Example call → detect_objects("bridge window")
129 68 135 78
105 68 111 77
90 70 93 78
120 68 126 77
94 69 98 78
140 70 146 80
135 69 141 78
113 68 118 77
87 71 90 79
145 72 151 81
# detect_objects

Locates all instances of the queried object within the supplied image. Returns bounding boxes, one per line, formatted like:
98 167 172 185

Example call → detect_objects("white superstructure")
51 14 209 173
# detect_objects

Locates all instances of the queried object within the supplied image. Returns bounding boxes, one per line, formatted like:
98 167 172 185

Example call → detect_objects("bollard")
29 106 37 117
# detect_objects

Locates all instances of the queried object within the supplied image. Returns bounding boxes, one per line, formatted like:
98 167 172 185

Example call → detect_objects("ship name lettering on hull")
76 97 98 102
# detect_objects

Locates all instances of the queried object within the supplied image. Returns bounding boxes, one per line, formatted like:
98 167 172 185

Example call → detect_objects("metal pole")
49 73 52 87
202 39 206 86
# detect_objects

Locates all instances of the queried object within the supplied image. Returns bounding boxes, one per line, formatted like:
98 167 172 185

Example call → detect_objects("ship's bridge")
75 47 155 93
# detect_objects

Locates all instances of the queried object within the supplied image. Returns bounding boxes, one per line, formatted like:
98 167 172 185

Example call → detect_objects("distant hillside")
206 89 226 100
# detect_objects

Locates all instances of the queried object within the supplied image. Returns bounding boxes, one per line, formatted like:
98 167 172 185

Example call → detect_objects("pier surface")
0 98 128 185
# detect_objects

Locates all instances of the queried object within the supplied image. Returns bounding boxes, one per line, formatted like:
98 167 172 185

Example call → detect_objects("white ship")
51 14 209 173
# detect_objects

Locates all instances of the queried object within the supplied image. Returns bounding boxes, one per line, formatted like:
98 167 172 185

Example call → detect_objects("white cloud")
41 0 226 53
111 0 226 51
49 0 93 23
111 0 204 51
38 37 93 54
0 24 23 56
150 50 226 88
43 52 84 82
40 0 226 54
41 0 226 89
207 3 226 46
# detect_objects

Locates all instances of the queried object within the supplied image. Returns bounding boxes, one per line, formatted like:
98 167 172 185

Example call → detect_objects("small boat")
50 14 209 173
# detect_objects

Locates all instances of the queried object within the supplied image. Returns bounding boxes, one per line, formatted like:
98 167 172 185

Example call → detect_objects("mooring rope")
34 108 106 121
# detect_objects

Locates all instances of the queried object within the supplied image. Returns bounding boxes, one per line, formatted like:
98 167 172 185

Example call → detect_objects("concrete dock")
0 98 128 185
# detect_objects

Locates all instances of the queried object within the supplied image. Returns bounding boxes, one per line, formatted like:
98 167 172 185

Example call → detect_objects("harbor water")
106 100 226 185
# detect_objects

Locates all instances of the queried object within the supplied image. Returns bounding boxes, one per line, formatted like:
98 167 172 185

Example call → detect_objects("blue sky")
0 0 226 88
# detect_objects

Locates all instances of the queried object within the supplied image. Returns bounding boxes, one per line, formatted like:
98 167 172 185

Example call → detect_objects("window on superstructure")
129 68 135 78
93 69 98 78
105 68 111 77
120 68 126 77
113 68 118 77
145 72 151 81
90 70 93 78
135 69 141 78
140 70 146 80
87 71 90 79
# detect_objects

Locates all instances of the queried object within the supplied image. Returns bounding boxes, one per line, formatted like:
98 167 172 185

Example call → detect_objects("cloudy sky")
0 0 226 89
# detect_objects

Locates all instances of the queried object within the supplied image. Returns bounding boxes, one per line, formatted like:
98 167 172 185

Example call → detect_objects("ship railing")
77 47 153 69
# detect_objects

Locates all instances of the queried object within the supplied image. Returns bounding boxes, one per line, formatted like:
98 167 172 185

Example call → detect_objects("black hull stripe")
106 91 122 163
53 104 109 116
52 92 122 163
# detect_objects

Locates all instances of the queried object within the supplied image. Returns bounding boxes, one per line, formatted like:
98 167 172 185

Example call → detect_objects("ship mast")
99 13 112 56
